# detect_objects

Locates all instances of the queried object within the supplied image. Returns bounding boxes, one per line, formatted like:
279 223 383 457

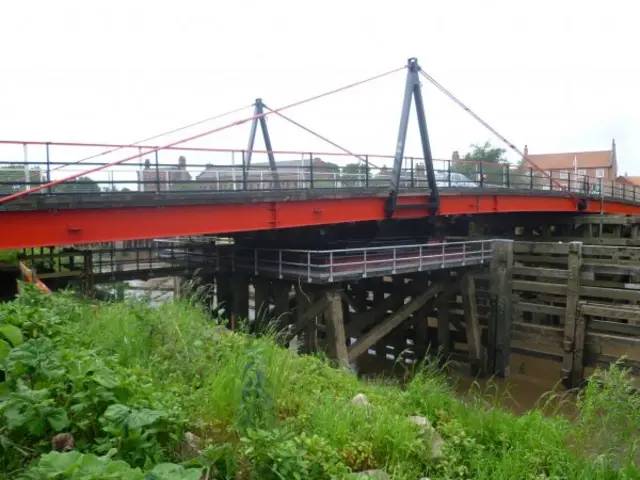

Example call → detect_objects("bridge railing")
0 140 638 204
232 239 494 282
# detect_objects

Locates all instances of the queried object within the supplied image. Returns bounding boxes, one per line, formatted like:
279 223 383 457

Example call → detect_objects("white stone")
351 393 370 406
409 415 445 459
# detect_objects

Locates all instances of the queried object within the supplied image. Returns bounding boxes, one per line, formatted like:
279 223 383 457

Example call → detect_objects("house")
194 157 338 190
616 175 640 187
137 156 192 192
520 140 618 188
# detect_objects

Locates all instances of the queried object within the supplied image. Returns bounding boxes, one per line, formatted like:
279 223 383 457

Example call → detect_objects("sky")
0 0 638 183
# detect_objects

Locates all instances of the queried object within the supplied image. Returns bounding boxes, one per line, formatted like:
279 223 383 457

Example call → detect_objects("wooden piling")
488 239 514 377
561 241 584 388
325 290 349 368
253 278 270 332
462 273 484 375
230 274 250 330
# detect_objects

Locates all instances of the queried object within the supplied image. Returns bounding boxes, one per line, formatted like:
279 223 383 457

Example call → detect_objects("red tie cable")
52 103 254 171
263 105 382 170
0 65 405 205
418 69 573 197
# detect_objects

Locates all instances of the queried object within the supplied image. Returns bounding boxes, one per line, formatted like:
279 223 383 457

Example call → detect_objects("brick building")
520 140 618 188
137 156 192 192
194 157 338 190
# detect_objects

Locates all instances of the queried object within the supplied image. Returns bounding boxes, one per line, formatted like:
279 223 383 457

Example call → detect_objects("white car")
435 172 476 188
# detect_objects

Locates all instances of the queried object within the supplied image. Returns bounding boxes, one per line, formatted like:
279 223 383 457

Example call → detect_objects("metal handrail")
0 140 636 206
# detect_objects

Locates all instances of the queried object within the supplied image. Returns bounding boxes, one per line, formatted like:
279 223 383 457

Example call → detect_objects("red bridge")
1 58 638 250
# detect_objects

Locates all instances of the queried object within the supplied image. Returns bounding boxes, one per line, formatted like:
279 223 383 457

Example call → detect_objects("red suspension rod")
0 65 404 205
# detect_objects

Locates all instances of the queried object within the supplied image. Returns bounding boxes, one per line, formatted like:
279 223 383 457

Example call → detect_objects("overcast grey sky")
1 0 638 177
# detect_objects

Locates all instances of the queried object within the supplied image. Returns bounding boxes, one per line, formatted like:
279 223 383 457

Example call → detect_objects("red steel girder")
2 194 640 250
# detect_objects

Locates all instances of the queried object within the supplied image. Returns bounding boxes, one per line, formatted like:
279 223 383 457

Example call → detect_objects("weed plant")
0 283 639 479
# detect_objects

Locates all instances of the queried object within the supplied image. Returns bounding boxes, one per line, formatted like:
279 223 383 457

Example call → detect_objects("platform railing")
233 239 494 282
0 140 637 205
20 241 219 281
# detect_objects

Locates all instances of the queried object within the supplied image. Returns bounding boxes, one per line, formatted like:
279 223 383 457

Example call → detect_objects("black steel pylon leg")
244 98 280 189
385 58 439 218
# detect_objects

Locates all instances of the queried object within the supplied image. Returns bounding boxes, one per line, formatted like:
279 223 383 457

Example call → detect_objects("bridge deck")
2 186 640 250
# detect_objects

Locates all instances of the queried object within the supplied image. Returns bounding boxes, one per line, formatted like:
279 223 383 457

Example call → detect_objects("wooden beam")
488 239 514 377
324 290 349 367
231 274 250 329
580 285 640 302
512 280 567 295
561 241 583 389
347 283 445 362
346 290 407 337
287 293 330 341
513 266 569 279
581 303 640 322
340 290 363 314
252 278 271 332
272 280 292 329
513 242 570 255
462 273 484 375
589 319 640 336
517 302 566 317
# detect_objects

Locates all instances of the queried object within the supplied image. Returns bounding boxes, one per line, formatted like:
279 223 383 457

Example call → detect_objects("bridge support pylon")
385 57 439 219
244 98 280 189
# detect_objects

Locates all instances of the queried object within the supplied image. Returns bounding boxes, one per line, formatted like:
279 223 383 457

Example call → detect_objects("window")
558 171 569 180
578 169 587 177
596 168 605 178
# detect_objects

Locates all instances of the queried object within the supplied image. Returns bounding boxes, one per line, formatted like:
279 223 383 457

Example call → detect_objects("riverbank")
1 285 638 479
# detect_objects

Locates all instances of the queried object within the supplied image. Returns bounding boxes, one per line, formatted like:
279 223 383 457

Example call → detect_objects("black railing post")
447 160 451 187
530 167 533 190
479 162 484 188
410 157 414 188
309 153 314 188
242 150 247 190
154 151 161 192
506 165 510 189
45 142 52 194
549 171 553 191
365 155 369 188
568 172 571 193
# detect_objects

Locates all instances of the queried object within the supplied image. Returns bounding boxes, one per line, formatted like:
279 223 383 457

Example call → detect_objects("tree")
0 164 44 195
341 162 370 187
53 176 101 194
452 141 510 186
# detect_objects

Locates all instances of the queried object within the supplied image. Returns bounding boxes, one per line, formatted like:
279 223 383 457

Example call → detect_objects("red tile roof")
524 150 613 170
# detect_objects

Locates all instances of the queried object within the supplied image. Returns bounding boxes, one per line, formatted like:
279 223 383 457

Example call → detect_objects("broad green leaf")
102 403 131 426
3 404 27 429
33 450 82 475
127 408 163 430
0 340 10 363
0 324 23 347
93 368 119 389
145 463 203 480
47 407 70 431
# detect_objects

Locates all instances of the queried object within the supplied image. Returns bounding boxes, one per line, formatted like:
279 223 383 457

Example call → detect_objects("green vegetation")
1 285 639 479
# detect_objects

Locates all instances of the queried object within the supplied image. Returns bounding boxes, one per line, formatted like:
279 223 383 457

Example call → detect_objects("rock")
354 470 390 479
409 415 445 459
51 433 74 452
179 431 203 458
351 393 370 406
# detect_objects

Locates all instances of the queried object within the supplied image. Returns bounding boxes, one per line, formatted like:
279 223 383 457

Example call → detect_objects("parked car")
435 172 477 188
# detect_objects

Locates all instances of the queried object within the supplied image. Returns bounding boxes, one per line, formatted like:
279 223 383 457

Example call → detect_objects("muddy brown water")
354 352 631 418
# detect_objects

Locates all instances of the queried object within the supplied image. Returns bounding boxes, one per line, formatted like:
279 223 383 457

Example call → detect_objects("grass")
1 284 639 479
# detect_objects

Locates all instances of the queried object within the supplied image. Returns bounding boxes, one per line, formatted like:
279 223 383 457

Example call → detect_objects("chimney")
452 150 460 163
